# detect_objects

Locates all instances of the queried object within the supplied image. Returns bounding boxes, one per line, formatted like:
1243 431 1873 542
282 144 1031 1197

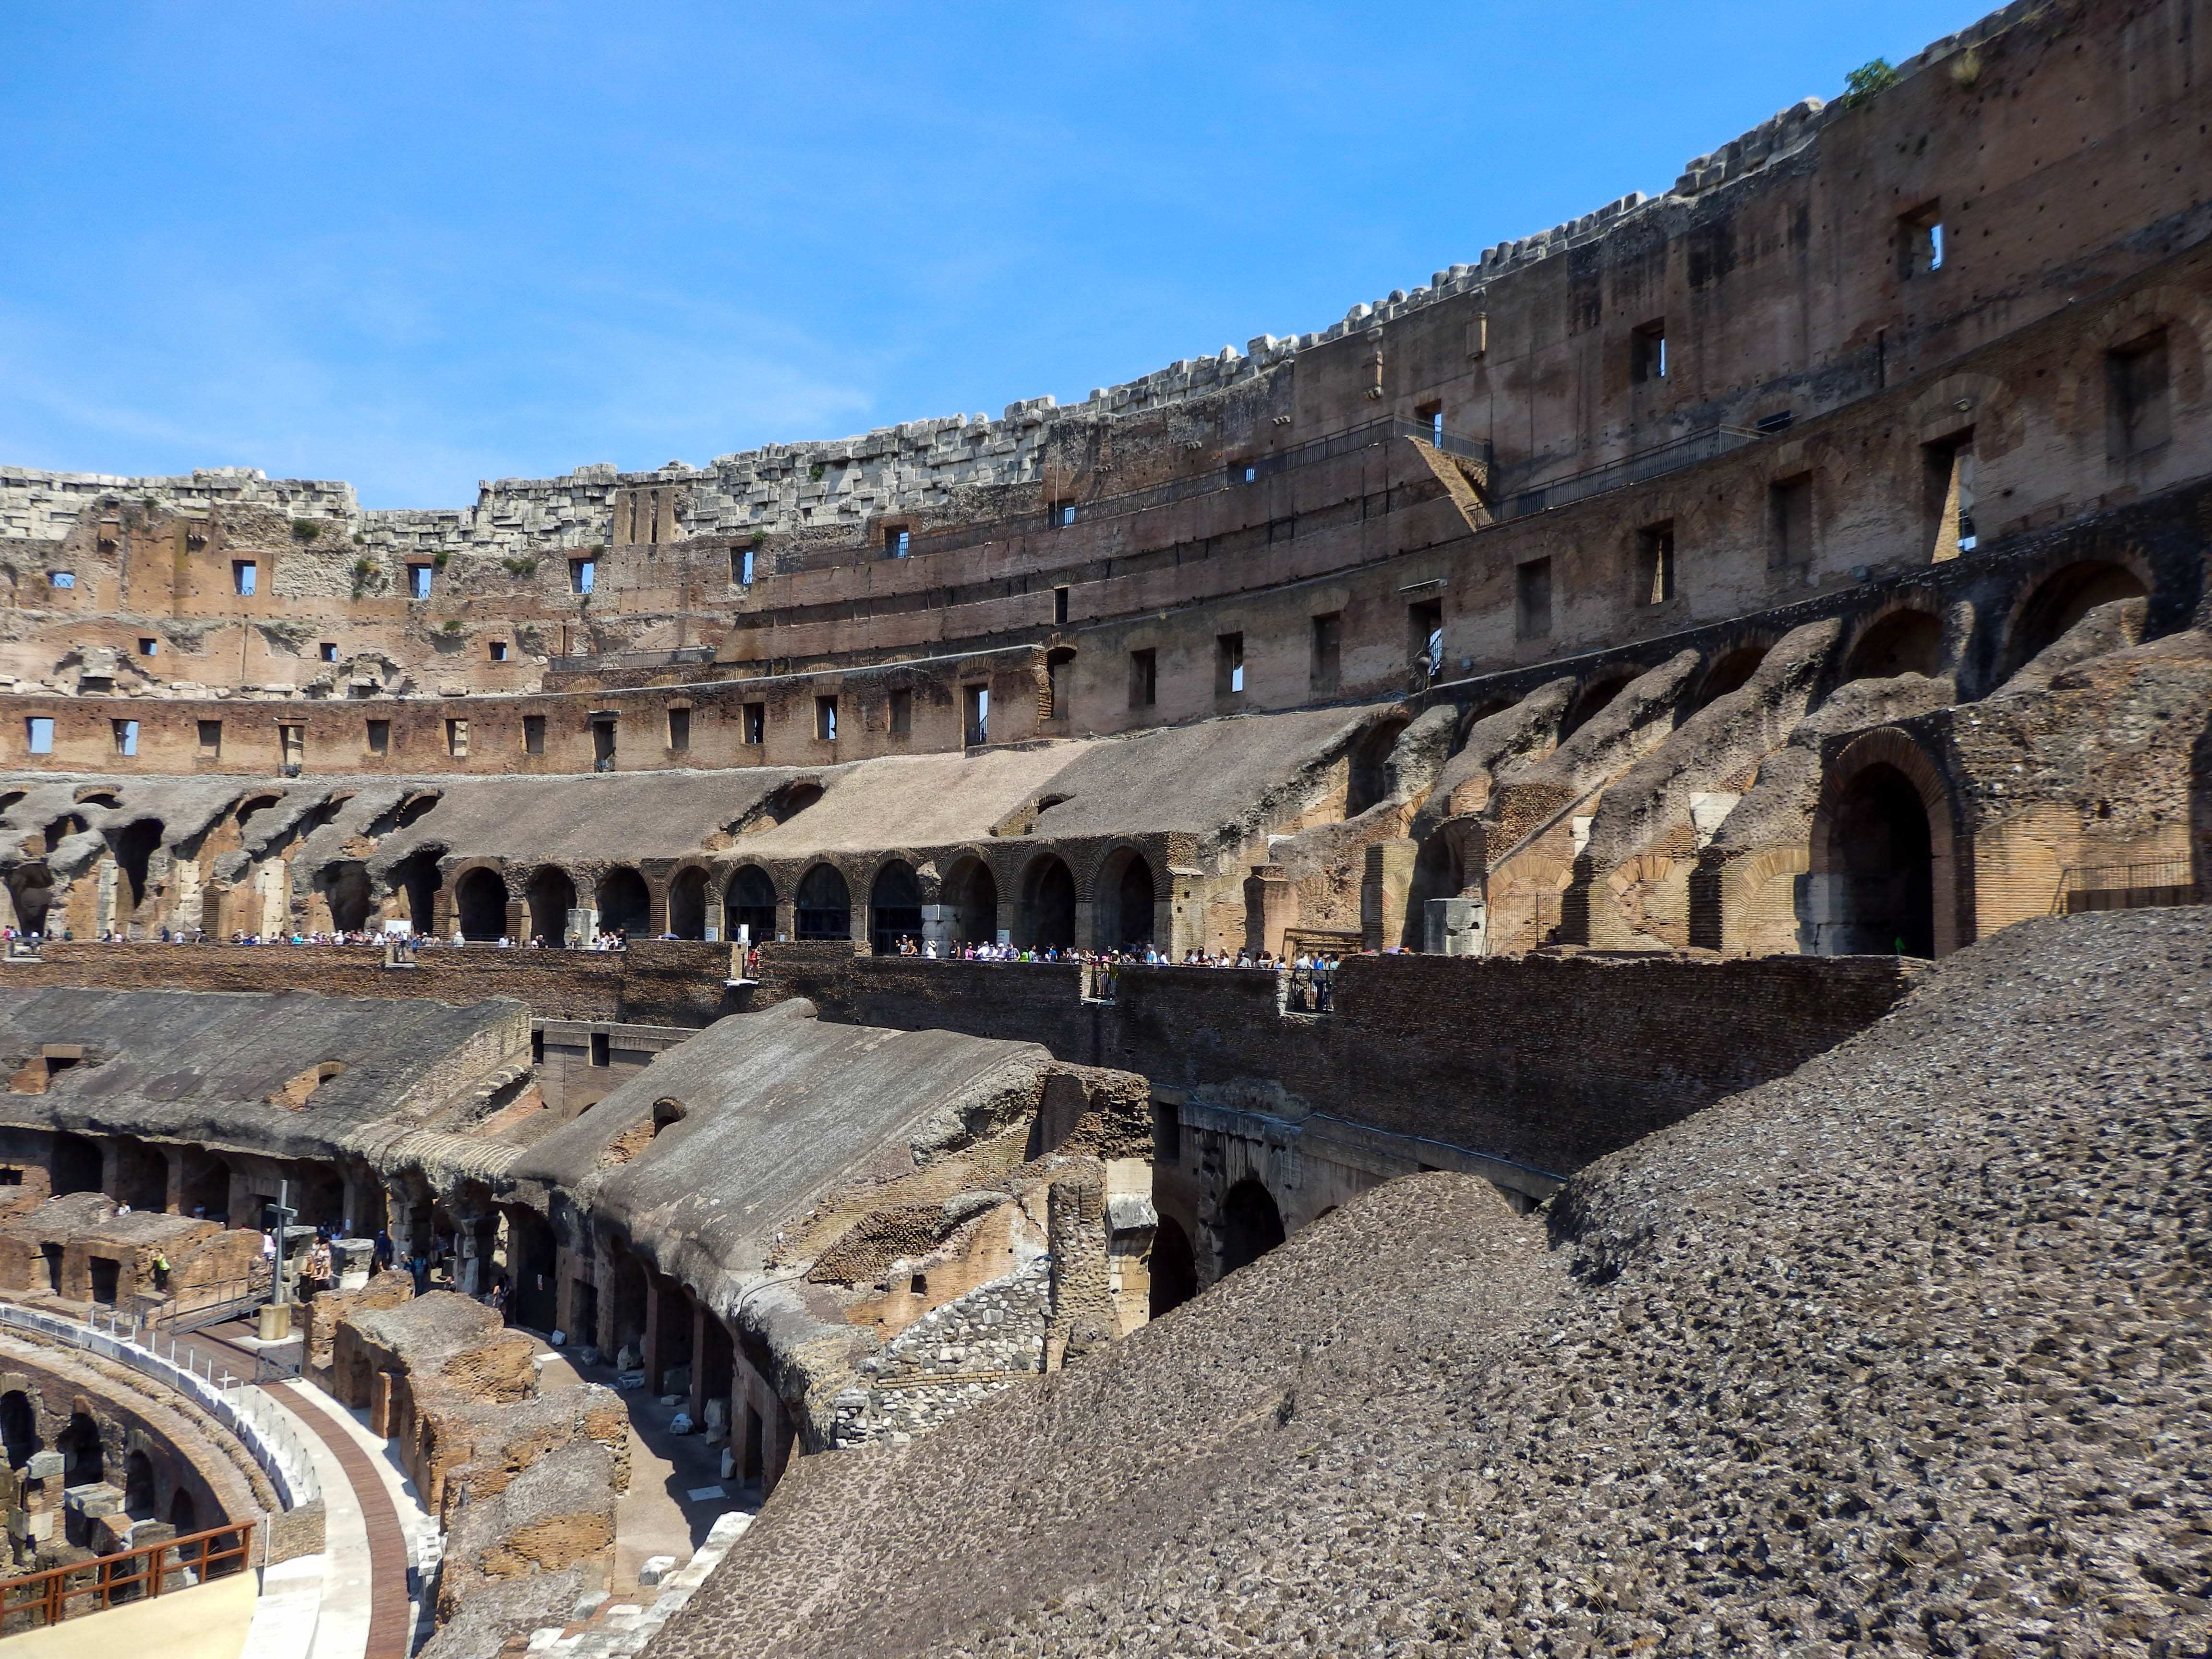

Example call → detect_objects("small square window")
815 696 838 742
113 719 137 757
743 702 765 745
489 640 508 663
232 561 257 596
319 641 337 662
25 718 53 756
886 527 910 558
1058 505 1076 528
445 718 469 757
1242 465 1257 483
1899 203 1943 277
889 688 912 735
668 707 690 751
197 719 223 756
366 719 391 755
523 715 545 755
408 565 433 600
137 637 157 657
570 558 595 595
47 571 74 590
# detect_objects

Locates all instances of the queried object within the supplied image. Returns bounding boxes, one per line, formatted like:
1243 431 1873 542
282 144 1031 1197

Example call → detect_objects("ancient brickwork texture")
832 1256 1052 1448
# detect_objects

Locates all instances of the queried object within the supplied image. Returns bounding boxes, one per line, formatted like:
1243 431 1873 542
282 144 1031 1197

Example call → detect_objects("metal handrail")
0 1519 253 1633
2050 859 2199 914
1494 424 1765 521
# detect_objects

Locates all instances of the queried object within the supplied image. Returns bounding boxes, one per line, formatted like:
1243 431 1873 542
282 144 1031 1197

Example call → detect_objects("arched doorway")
455 868 508 941
1825 763 1935 957
528 866 577 946
2008 560 2149 673
325 862 373 933
667 867 708 940
1561 673 1637 740
795 864 851 940
1019 856 1076 950
869 861 923 953
1150 1217 1197 1317
596 867 651 938
1694 646 1768 709
726 866 777 944
123 1450 156 1518
943 857 997 946
111 819 163 915
61 1411 101 1486
1219 1179 1286 1277
1346 718 1410 816
1102 851 1154 950
8 866 54 936
1844 611 1943 681
391 848 443 934
169 1486 199 1535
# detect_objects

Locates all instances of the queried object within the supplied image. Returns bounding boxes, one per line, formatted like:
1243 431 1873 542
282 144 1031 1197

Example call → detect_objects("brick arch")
445 857 514 942
1838 594 1953 683
1990 548 2157 684
1907 370 2025 459
662 857 719 941
2052 285 2211 450
1809 728 1964 957
515 862 583 945
1090 843 1161 951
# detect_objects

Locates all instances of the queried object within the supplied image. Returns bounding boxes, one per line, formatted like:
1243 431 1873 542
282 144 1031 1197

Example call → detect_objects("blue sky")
1 1 1995 507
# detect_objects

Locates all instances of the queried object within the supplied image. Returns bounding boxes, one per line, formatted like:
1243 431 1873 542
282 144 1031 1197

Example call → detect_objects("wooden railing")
0 1519 253 1635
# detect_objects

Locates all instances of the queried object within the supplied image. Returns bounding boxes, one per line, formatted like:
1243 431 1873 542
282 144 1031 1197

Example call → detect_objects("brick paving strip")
263 1379 415 1659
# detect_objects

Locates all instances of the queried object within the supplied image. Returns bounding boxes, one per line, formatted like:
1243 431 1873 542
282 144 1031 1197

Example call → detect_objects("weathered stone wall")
833 1256 1052 1448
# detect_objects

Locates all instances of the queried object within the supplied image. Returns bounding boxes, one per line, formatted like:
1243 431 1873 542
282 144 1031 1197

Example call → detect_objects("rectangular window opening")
1636 521 1677 605
589 1031 611 1068
137 637 157 657
733 547 755 586
280 724 304 768
1407 599 1443 680
815 695 838 742
668 707 690 751
25 718 53 756
1923 437 1977 560
1770 476 1814 569
319 641 337 662
407 565 432 600
522 715 544 756
1217 632 1245 697
1154 1099 1182 1164
1515 559 1553 641
445 718 469 758
1899 203 1943 277
570 558 596 595
48 571 74 590
2106 331 2172 459
366 719 390 755
886 527 910 558
489 640 509 663
197 719 222 757
1632 320 1667 383
591 717 616 769
1415 399 1444 446
232 561 258 596
1057 504 1076 528
1128 648 1157 710
112 719 137 757
889 687 912 736
743 702 766 745
1053 586 1069 626
1310 613 1342 692
963 684 989 746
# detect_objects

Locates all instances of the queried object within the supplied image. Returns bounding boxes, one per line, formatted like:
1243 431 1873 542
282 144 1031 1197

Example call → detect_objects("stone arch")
940 854 998 946
1094 845 1157 951
1693 644 1769 710
526 865 577 945
725 865 777 944
1561 670 1639 738
452 864 510 941
595 866 651 938
2001 559 2152 678
794 863 852 940
2054 283 2211 454
60 1410 101 1486
1842 606 1946 681
868 860 924 953
1150 1216 1197 1318
123 1448 157 1518
7 865 54 935
1906 370 2027 461
666 863 711 940
169 1485 199 1534
1809 729 1960 958
1014 854 1077 950
110 818 163 913
389 847 443 934
325 861 373 932
1219 1178 1286 1277
1346 715 1411 816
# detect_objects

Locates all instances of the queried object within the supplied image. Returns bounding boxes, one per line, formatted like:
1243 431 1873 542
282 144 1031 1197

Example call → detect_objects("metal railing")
0 1303 318 1509
0 1520 254 1635
549 643 718 674
1494 424 1765 521
2051 859 2200 914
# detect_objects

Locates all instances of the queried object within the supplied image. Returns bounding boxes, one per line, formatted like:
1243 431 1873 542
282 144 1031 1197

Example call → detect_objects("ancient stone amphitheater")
0 1 2205 1655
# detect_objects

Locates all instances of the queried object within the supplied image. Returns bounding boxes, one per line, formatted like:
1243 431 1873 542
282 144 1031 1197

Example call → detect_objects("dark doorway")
123 1450 156 1518
1844 612 1942 681
1346 718 1410 816
528 866 577 946
112 819 163 914
0 1391 36 1468
87 1256 121 1305
667 867 708 940
61 1411 101 1486
869 861 924 953
8 865 55 936
944 858 997 946
1561 673 1636 740
391 848 443 934
455 869 507 941
795 864 851 940
501 1205 559 1332
169 1486 199 1534
1219 1178 1286 1277
1826 763 1935 957
1022 857 1076 950
2008 561 2149 673
727 866 777 945
52 1133 100 1196
1110 854 1154 950
1694 646 1768 709
1150 1217 1197 1318
597 867 651 938
326 862 373 932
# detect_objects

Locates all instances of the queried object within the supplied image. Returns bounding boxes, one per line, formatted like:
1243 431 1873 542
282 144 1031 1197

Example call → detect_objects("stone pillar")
162 1147 187 1215
702 896 724 944
1244 864 1297 958
451 1206 496 1296
688 1301 711 1426
1044 1171 1111 1374
1361 839 1418 951
774 900 795 943
505 898 527 941
1424 897 1483 955
919 903 955 955
641 1275 665 1389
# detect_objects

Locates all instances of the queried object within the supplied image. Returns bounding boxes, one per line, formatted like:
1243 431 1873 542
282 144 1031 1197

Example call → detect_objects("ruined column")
1044 1171 1110 1373
1243 863 1298 959
1360 839 1418 952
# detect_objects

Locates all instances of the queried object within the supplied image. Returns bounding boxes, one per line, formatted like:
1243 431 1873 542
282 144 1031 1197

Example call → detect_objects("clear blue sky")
2 1 1995 507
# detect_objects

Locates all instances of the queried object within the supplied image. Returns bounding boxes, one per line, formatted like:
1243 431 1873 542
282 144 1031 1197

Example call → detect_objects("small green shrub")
503 556 540 575
432 550 450 570
808 463 826 481
1841 58 1900 108
291 519 321 542
751 529 768 545
442 618 464 633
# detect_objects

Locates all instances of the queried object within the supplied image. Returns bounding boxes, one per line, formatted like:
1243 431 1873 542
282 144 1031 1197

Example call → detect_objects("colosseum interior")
0 1 2209 1654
